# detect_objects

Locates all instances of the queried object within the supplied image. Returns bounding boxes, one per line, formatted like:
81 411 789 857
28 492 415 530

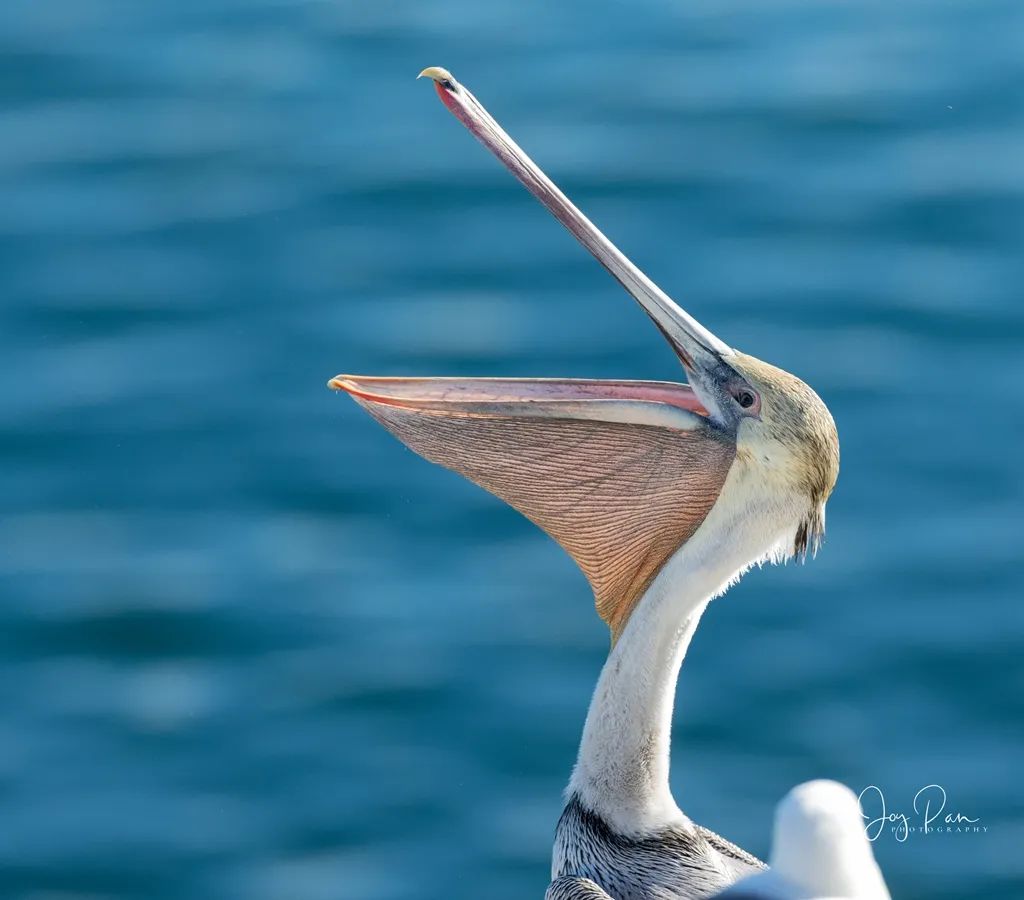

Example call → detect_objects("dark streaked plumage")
551 795 765 900
547 877 616 900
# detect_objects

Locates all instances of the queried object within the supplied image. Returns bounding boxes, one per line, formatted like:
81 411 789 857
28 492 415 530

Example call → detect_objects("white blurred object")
712 780 891 899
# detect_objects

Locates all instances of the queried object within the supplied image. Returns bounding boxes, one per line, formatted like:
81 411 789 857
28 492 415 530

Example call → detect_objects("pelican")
711 780 891 899
331 68 839 899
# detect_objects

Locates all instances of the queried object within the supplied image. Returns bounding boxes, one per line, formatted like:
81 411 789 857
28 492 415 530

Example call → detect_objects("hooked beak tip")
418 66 454 83
328 375 355 393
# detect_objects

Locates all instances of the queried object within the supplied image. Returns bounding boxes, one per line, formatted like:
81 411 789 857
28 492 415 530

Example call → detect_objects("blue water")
2 1 1022 898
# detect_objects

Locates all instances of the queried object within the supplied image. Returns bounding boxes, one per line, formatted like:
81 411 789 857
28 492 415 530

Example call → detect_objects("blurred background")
2 0 1023 898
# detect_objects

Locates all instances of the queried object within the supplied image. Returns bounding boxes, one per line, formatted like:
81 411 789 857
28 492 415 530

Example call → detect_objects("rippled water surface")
2 1 1023 898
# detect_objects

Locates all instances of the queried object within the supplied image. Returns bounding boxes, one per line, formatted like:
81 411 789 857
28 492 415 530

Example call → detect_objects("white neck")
569 577 708 832
568 457 803 835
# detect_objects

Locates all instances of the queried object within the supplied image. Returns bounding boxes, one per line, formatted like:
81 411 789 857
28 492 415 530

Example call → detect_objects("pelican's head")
332 68 839 639
720 351 839 558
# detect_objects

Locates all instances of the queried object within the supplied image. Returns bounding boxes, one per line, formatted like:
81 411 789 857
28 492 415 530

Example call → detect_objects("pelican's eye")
736 390 756 409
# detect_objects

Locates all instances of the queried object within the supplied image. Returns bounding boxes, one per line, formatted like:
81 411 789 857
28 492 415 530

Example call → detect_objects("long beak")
329 69 747 639
417 67 734 405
